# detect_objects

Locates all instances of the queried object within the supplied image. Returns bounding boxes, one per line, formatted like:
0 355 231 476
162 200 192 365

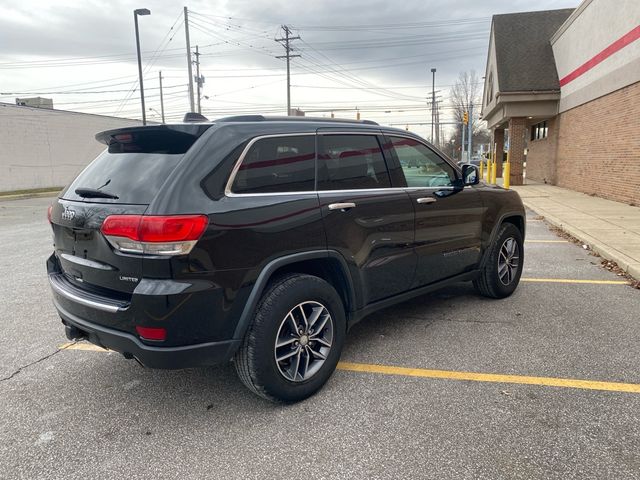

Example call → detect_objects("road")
1 196 639 480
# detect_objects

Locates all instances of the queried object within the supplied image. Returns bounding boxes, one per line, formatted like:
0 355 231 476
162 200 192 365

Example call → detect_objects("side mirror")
462 164 479 186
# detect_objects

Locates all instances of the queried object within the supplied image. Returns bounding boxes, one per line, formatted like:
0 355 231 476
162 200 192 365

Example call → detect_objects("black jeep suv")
47 115 525 402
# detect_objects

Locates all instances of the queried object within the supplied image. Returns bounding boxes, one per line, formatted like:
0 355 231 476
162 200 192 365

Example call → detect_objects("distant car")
47 114 525 402
400 157 419 168
457 156 481 168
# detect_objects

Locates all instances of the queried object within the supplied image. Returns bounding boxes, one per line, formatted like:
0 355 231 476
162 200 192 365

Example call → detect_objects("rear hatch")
50 124 211 299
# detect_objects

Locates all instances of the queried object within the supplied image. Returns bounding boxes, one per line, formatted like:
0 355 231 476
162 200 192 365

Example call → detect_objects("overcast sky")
0 0 579 140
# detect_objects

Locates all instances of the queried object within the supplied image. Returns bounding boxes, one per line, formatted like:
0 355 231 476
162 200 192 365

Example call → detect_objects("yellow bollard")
479 160 484 180
503 161 510 189
503 150 510 189
486 159 491 181
491 160 497 184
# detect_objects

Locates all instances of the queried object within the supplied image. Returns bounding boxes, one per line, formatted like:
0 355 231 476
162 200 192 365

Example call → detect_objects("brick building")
481 0 640 205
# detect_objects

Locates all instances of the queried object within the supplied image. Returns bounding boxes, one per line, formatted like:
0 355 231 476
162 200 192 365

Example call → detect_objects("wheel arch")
502 214 525 238
232 250 358 341
480 211 526 269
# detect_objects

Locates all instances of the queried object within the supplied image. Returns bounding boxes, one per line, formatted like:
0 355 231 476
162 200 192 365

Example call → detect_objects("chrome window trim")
225 186 453 198
224 130 460 197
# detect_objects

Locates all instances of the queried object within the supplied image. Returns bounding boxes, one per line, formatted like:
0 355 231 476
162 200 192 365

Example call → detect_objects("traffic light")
463 111 469 125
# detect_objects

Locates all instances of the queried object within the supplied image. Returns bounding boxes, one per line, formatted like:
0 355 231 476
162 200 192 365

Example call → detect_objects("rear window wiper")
74 187 119 200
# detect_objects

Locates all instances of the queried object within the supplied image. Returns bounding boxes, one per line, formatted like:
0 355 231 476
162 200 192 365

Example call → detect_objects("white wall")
552 0 640 112
0 103 141 192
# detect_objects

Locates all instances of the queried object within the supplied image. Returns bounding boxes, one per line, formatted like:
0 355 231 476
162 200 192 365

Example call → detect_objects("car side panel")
317 189 416 304
476 185 527 253
408 186 485 287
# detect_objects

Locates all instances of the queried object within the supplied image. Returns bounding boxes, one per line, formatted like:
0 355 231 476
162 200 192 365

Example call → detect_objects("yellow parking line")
521 278 628 285
59 342 640 394
337 362 640 394
525 240 568 243
59 342 110 352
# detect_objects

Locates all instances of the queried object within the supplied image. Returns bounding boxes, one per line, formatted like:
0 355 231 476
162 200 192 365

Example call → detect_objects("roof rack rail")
214 115 379 126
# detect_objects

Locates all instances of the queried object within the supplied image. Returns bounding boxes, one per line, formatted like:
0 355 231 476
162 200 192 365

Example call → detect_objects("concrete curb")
522 200 640 281
0 191 60 201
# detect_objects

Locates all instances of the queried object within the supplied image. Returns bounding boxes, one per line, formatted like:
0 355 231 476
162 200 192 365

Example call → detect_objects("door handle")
328 202 356 211
416 197 437 204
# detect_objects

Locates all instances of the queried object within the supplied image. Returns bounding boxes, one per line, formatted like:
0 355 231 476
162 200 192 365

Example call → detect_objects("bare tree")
451 71 481 126
447 70 488 159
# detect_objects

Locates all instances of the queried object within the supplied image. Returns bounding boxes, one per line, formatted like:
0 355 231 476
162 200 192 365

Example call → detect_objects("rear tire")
234 273 346 403
474 223 524 298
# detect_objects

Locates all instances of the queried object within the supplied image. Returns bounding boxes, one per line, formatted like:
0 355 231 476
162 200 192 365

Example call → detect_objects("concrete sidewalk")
511 183 640 279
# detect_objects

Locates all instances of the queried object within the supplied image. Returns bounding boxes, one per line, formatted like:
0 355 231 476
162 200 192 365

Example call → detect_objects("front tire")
474 223 524 298
234 274 346 403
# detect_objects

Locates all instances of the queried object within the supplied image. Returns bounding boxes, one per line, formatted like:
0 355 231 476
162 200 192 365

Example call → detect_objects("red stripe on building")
559 24 640 87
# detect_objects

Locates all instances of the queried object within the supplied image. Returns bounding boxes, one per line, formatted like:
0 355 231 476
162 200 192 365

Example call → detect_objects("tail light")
101 214 208 255
47 205 53 224
135 326 167 341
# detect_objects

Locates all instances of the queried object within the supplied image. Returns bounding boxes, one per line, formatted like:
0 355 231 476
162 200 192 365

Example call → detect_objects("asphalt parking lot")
1 196 639 480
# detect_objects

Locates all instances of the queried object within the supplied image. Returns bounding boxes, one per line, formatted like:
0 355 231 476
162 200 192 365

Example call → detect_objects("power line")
1 84 187 96
291 17 491 31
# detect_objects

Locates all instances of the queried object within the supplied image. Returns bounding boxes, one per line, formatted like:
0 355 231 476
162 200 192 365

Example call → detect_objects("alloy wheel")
274 301 334 382
497 237 520 286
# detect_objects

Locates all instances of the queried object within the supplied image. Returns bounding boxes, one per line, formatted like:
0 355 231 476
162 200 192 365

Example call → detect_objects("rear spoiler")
95 124 213 154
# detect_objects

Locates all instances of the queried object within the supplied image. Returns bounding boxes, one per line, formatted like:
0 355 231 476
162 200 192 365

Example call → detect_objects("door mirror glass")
462 164 479 186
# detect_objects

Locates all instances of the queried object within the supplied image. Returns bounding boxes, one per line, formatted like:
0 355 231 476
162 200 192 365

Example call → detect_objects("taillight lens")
47 205 53 224
135 326 167 341
101 214 208 255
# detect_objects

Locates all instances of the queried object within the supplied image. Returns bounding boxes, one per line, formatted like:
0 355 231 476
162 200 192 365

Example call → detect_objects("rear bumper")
47 252 252 364
55 298 240 369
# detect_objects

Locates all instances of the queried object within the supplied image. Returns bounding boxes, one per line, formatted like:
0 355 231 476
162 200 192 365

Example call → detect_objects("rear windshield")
61 127 205 204
62 150 183 204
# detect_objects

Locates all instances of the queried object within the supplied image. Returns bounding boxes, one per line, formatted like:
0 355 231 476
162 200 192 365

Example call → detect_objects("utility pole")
275 25 300 116
430 68 436 145
461 120 466 162
439 107 444 149
184 6 195 112
159 71 165 123
467 103 473 162
193 45 205 114
434 99 440 148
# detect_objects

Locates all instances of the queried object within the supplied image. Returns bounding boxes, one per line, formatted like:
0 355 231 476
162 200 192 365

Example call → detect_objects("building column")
492 128 504 178
508 117 527 186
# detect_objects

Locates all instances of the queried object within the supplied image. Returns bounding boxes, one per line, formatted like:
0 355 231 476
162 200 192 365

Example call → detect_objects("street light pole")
134 8 151 125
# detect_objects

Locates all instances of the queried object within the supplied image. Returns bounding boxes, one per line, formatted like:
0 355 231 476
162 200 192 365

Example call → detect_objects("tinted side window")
318 135 391 190
389 136 456 188
231 135 315 194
